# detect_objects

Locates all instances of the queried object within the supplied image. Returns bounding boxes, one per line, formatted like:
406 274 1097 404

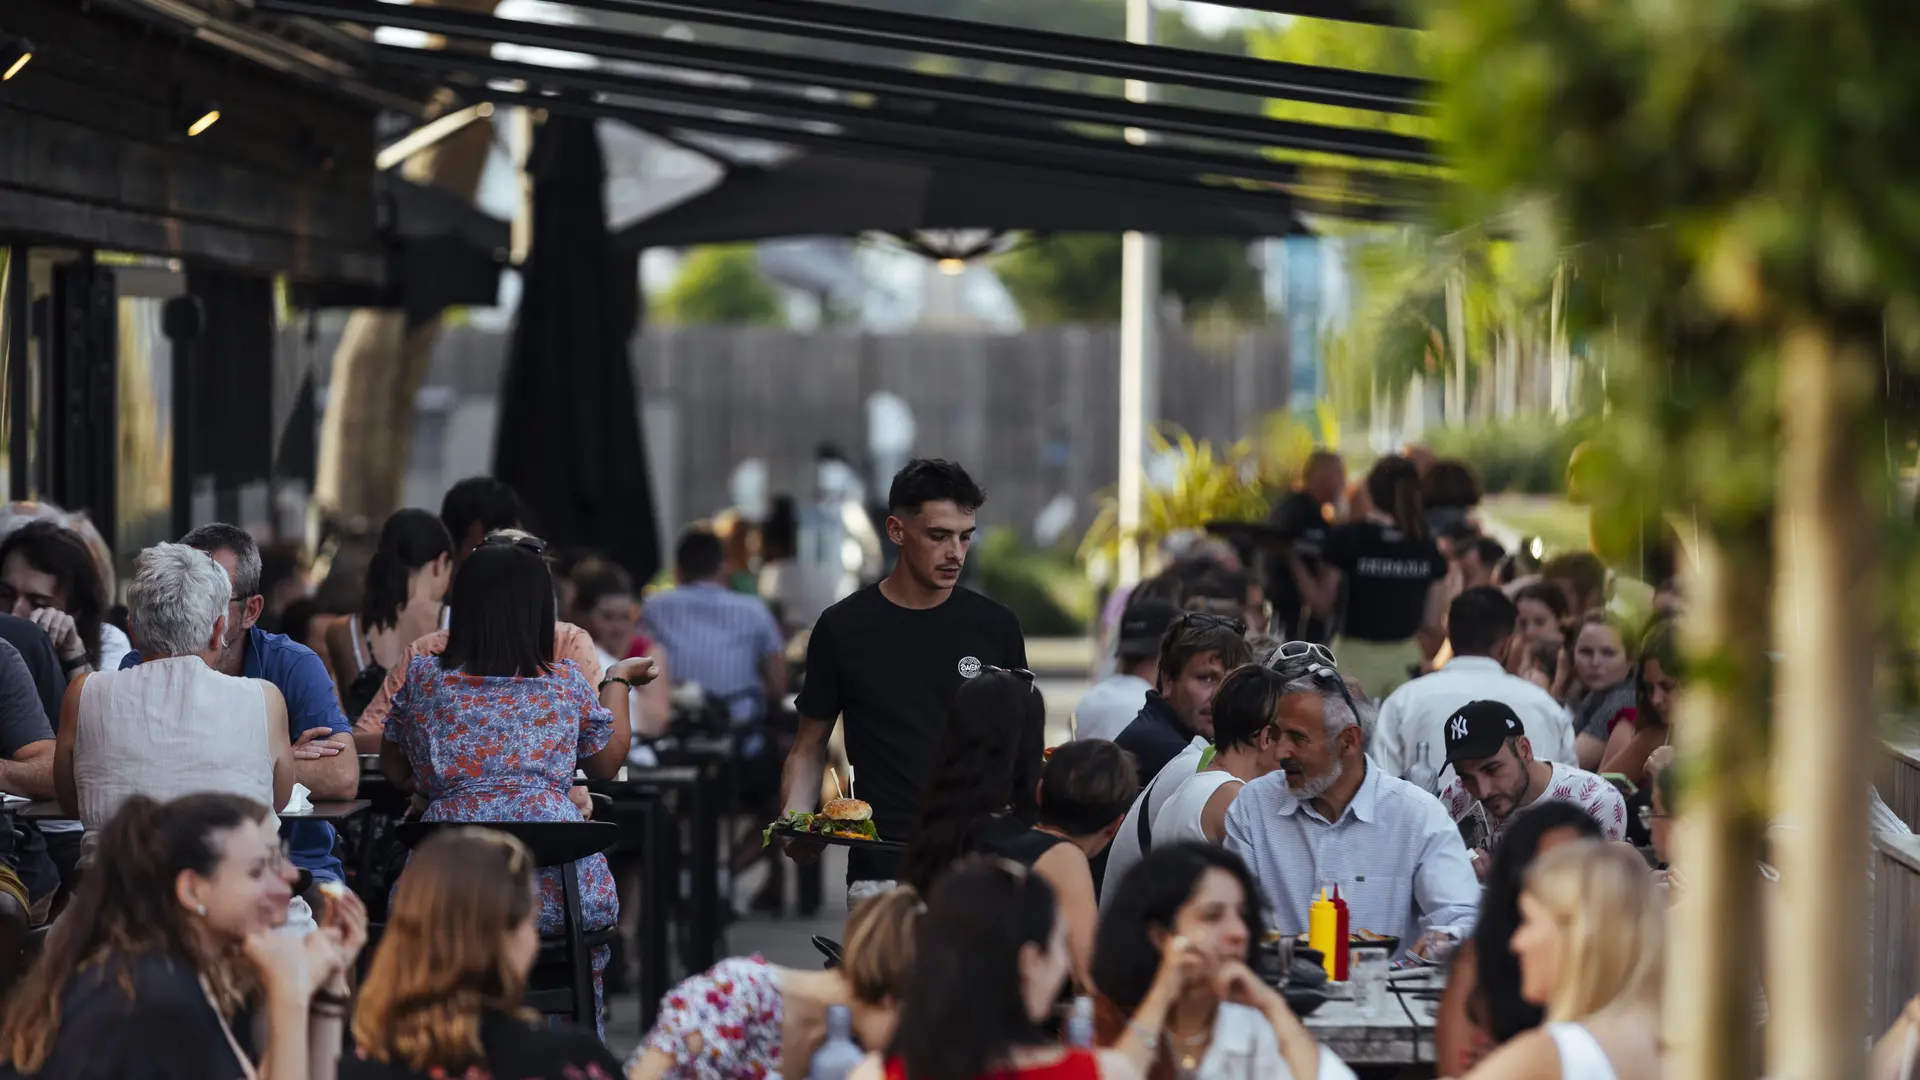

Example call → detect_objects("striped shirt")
643 582 784 721
1224 756 1480 955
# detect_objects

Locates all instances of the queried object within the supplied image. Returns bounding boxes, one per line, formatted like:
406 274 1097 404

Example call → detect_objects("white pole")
1117 0 1160 587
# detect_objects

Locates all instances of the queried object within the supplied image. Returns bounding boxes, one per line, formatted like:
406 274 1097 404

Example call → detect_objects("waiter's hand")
780 829 824 864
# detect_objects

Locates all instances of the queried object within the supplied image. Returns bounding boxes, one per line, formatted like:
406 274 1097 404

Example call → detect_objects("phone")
1601 772 1639 797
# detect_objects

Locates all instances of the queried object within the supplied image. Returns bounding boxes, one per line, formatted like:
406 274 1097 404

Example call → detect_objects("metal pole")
5 246 27 501
1116 0 1160 587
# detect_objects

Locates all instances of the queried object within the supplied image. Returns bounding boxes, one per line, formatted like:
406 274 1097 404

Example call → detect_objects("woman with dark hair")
1433 801 1605 1076
863 858 1174 1080
0 792 365 1080
381 535 649 1030
1291 456 1449 697
569 560 669 740
0 521 112 678
1091 843 1345 1080
1599 617 1681 789
324 509 453 722
898 669 1047 897
346 828 621 1079
1421 459 1483 539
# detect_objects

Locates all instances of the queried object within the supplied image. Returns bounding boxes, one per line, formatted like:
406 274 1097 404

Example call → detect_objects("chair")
395 820 620 1027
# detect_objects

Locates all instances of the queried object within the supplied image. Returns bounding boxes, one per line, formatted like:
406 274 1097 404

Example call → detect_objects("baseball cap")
1443 700 1527 764
1117 598 1182 656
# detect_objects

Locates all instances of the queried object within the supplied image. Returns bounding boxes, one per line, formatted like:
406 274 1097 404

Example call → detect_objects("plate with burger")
763 798 902 850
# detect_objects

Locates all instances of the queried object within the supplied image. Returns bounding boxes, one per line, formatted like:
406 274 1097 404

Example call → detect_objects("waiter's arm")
778 714 833 862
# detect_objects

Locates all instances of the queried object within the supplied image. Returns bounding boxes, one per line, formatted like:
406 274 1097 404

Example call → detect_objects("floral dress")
386 655 619 1027
634 956 785 1079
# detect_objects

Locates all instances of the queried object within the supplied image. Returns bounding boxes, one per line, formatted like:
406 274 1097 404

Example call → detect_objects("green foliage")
1078 426 1277 567
1428 414 1598 495
974 527 1092 637
993 234 1267 324
652 246 784 327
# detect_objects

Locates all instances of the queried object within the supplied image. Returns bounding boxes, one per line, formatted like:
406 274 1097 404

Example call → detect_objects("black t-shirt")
0 952 257 1080
1323 521 1448 643
342 1013 620 1080
974 814 1067 870
1113 692 1191 796
1263 492 1333 642
796 585 1027 883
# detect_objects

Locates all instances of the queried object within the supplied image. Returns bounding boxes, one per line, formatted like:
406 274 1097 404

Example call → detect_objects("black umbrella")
495 113 660 584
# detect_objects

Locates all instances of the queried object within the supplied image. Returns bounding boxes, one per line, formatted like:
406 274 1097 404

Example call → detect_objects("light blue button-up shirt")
1224 756 1479 955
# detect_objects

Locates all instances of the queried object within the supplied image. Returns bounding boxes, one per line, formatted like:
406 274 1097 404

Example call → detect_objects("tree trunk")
1667 523 1771 1080
1768 324 1878 1079
312 0 502 530
1444 268 1467 426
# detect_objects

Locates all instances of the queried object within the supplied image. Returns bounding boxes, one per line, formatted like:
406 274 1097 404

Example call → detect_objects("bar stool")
395 819 620 1028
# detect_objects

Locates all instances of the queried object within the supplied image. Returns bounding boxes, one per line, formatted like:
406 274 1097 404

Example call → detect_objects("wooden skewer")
829 769 843 802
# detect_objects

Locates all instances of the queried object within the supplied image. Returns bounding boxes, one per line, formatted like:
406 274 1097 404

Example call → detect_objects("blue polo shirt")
121 628 351 882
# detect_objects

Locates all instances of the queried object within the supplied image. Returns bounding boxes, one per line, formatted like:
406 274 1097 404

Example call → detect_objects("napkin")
282 783 312 814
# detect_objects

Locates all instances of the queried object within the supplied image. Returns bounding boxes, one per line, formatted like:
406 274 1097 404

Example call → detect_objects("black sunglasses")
1178 611 1247 636
481 533 549 556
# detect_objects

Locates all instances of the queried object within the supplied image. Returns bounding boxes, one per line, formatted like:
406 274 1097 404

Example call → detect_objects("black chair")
811 935 842 969
394 820 620 1027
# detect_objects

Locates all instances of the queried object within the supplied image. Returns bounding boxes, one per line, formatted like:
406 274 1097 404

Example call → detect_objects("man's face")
1270 692 1348 800
1305 460 1346 505
206 548 262 664
1456 550 1495 591
887 500 975 593
1160 651 1228 739
1457 738 1534 821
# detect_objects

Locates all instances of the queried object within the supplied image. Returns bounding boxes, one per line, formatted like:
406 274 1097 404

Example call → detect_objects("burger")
762 800 881 845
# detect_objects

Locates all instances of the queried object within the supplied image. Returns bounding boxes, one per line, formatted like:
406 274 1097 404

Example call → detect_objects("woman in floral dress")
382 533 649 1030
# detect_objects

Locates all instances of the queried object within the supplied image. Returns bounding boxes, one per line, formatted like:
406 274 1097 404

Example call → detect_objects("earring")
195 904 207 916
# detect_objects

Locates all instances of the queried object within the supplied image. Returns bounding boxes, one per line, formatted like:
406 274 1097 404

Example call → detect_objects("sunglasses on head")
1179 611 1247 635
481 533 549 556
982 665 1039 693
1272 640 1338 669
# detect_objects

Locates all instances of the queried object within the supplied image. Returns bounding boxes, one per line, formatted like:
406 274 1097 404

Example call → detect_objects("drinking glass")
1352 947 1391 1015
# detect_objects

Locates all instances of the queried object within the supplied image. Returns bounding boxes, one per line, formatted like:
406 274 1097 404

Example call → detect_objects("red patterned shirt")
1440 761 1628 847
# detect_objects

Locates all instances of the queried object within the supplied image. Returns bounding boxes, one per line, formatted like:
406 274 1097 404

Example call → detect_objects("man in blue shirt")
122 524 357 884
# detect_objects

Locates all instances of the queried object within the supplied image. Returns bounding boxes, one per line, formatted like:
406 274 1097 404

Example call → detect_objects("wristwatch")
598 676 635 693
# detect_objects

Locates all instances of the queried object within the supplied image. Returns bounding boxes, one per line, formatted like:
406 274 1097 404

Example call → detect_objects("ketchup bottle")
1331 884 1351 982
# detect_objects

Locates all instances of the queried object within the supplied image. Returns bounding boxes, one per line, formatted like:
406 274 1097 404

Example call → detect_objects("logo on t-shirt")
957 656 982 679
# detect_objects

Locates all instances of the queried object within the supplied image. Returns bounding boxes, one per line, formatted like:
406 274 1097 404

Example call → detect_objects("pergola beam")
1214 0 1415 29
258 0 1430 114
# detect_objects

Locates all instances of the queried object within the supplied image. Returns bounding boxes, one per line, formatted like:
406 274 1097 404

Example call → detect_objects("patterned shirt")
643 582 785 722
1439 760 1629 848
1223 757 1480 954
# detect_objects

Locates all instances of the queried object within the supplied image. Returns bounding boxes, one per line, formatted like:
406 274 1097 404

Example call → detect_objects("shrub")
1427 414 1598 495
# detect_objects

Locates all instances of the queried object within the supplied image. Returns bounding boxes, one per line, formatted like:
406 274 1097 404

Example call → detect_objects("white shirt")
1152 768 1243 847
1224 757 1480 953
1373 656 1576 777
1073 674 1151 743
1195 1002 1358 1080
1100 736 1207 910
1438 760 1629 847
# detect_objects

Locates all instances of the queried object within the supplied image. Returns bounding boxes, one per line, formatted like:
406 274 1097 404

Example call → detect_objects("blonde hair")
840 885 922 1005
352 829 539 1071
1524 839 1664 1023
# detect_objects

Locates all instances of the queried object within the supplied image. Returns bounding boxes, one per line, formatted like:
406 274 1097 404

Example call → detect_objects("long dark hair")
0 521 106 665
0 793 271 1072
1366 455 1427 540
1469 800 1603 1043
899 670 1044 895
440 539 555 679
1634 616 1682 731
890 858 1057 1080
362 509 452 632
1092 843 1267 1011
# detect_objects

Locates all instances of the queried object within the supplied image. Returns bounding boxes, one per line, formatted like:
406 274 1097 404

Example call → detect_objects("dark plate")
768 824 906 851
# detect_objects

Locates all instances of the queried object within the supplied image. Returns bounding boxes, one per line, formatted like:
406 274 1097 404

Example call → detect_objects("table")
1302 972 1441 1066
14 799 372 823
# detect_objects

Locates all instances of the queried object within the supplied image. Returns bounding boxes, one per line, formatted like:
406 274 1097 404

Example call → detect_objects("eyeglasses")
1637 805 1669 830
1272 640 1338 669
1178 611 1247 635
481 533 549 556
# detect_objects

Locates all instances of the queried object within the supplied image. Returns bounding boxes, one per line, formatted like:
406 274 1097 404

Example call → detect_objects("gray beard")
1288 757 1344 801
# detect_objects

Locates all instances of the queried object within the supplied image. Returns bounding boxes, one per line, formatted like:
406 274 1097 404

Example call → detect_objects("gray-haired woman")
53 542 293 866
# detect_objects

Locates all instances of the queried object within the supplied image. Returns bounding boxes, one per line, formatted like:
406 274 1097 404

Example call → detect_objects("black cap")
1118 598 1182 655
1442 700 1526 764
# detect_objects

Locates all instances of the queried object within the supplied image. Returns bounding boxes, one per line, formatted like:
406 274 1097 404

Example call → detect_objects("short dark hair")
1449 586 1518 657
1423 459 1483 509
888 459 985 516
1514 581 1570 623
439 477 523 545
1185 567 1248 604
1157 615 1254 686
1036 741 1136 837
675 528 725 581
440 540 555 678
1465 536 1506 568
180 522 261 596
1092 843 1267 1011
570 561 633 618
0 521 107 665
1209 665 1288 752
1541 550 1607 610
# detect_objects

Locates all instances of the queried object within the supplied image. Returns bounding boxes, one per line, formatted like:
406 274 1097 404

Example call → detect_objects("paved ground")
605 639 1096 1058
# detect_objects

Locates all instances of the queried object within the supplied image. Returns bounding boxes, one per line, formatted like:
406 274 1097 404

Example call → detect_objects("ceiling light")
937 258 967 277
186 106 221 137
1 40 31 82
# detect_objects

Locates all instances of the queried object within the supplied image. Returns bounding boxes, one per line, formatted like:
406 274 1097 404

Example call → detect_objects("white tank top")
1151 769 1244 845
74 657 277 861
1547 1023 1620 1080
